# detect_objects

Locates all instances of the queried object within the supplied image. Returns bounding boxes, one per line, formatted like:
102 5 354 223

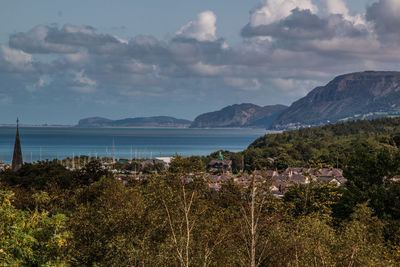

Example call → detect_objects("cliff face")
274 71 400 128
77 116 192 128
190 103 287 128
77 71 400 130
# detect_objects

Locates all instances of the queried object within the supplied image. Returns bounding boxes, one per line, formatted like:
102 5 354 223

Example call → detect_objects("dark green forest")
242 117 400 171
1 117 400 266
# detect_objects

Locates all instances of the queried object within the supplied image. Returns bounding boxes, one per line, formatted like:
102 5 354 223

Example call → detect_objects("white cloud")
190 62 225 76
26 76 50 92
250 0 318 26
367 0 400 39
63 25 95 35
113 35 129 44
224 77 262 91
3 1 400 113
71 70 97 93
64 50 89 65
9 25 78 54
321 0 349 17
123 60 157 74
321 0 367 26
0 45 34 72
308 37 380 55
175 11 217 41
271 78 294 90
9 24 123 55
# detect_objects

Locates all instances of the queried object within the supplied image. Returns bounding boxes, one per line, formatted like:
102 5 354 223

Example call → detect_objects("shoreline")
0 125 271 130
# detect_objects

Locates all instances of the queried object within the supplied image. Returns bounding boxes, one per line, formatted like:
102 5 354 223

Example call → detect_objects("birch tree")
154 155 230 266
239 170 276 267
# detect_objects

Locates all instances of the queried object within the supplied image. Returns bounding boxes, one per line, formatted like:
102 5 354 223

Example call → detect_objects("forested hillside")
1 158 399 266
1 118 400 265
242 117 400 171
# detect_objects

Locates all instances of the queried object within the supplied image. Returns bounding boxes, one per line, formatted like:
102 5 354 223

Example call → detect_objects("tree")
68 177 153 266
0 190 70 266
284 183 342 219
337 203 390 266
237 171 276 267
150 159 234 266
169 155 205 174
336 143 400 220
265 215 336 266
74 159 108 186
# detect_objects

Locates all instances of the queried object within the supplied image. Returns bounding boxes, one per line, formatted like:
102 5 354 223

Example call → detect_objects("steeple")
12 118 23 171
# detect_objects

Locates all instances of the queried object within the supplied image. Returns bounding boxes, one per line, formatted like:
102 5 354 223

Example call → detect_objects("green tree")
284 183 342 219
337 203 390 266
0 190 70 266
169 155 205 174
265 215 336 266
152 171 231 266
236 171 277 267
68 177 155 266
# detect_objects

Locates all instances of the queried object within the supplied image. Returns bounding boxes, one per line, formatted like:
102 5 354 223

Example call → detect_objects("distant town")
2 121 350 199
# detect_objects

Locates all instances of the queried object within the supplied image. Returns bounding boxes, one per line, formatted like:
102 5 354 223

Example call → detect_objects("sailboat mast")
112 138 115 163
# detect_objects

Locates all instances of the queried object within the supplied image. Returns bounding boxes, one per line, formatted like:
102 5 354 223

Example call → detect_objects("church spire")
12 118 23 171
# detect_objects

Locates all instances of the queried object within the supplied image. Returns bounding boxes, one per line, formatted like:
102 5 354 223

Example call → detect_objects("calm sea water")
0 127 268 164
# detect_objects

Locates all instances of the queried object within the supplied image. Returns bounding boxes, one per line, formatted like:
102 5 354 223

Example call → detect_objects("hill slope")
190 103 287 128
241 117 400 171
77 116 192 128
274 71 400 129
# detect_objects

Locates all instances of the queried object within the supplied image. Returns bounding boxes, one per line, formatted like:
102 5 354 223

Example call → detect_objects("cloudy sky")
1 0 399 124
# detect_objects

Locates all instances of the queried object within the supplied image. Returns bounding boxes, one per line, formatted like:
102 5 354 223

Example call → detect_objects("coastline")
0 124 270 130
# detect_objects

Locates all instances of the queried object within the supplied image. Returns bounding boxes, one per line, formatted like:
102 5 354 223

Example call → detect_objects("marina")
0 126 268 164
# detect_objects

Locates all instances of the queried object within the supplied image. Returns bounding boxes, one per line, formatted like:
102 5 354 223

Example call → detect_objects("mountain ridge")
190 103 288 128
76 71 400 129
77 116 192 128
273 71 400 129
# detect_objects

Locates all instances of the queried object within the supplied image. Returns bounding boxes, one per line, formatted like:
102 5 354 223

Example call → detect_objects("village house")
207 159 232 173
207 174 234 191
269 167 347 197
141 159 167 168
315 168 347 186
265 169 279 178
274 167 312 185
209 173 233 184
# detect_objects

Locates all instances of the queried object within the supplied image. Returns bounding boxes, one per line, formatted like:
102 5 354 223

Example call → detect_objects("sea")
0 127 270 164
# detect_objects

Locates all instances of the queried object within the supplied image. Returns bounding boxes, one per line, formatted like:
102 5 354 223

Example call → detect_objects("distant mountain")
77 117 113 127
77 71 400 130
77 116 192 128
190 103 288 128
274 71 400 129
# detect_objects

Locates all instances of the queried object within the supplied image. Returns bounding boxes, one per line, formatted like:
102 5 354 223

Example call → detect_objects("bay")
0 127 268 164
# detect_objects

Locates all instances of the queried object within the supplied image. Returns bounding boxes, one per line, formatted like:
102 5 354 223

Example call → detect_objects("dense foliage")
1 117 400 265
244 117 400 171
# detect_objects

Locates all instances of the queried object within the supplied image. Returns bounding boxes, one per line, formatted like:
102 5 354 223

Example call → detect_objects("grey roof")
317 168 343 177
208 160 232 166
290 174 308 184
210 174 233 183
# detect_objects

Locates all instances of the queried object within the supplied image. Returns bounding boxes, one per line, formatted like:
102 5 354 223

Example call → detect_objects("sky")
0 0 398 124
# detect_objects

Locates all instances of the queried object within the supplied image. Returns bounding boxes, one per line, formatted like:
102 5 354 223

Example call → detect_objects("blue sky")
0 0 398 124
